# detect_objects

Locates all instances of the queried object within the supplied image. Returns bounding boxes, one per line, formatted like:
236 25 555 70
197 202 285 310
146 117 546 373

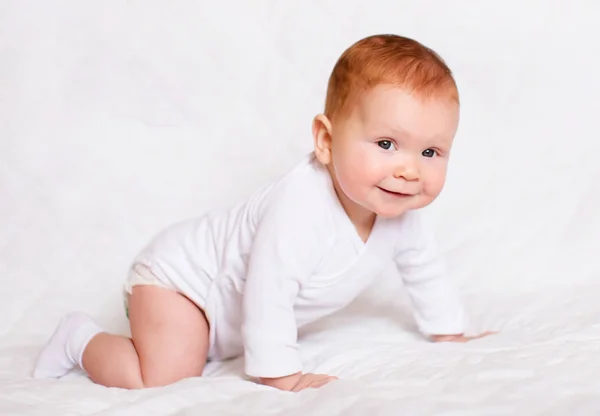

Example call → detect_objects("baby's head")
313 34 460 221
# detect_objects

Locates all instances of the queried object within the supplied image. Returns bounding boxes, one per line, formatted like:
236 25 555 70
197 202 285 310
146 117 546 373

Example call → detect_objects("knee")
141 374 185 388
88 367 145 390
138 354 206 388
124 379 145 390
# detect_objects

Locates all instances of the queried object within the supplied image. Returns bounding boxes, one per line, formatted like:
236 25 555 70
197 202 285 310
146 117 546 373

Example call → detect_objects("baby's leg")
34 285 210 389
83 285 210 388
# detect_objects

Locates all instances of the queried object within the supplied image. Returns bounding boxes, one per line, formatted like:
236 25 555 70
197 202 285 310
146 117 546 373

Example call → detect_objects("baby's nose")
393 163 419 181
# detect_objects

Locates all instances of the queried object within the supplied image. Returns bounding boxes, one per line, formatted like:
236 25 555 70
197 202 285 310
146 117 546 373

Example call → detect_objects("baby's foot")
33 312 103 379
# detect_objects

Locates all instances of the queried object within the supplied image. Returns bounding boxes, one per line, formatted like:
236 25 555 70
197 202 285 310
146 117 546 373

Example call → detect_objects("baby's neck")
324 162 376 242
352 213 376 243
334 187 376 242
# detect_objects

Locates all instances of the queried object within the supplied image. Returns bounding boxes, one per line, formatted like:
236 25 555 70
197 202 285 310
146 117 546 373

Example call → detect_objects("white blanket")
2 1 600 414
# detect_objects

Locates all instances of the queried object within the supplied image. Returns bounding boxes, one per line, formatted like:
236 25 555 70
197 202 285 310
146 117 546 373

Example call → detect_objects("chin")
373 206 410 218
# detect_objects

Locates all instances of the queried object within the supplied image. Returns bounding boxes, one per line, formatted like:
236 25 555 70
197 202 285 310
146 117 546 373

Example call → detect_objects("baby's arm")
394 211 491 341
242 246 302 382
242 190 335 391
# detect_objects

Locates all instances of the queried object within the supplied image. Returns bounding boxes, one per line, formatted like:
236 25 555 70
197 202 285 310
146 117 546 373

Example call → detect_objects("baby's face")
329 84 459 219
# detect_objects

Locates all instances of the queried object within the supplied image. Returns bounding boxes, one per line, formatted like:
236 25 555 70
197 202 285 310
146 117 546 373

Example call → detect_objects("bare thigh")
129 285 210 387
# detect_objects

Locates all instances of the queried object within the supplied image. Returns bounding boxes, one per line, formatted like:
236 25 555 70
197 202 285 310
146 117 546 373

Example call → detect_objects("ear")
312 114 333 165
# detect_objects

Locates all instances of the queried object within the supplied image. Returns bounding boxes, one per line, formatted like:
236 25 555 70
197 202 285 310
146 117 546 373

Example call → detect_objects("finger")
308 380 333 389
313 374 335 381
311 374 338 384
432 335 464 342
308 377 336 389
292 374 336 392
303 374 332 382
441 335 469 342
467 331 497 340
304 375 329 386
292 375 324 392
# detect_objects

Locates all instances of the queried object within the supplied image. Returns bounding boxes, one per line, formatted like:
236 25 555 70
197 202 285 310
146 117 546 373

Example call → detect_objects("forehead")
355 84 459 140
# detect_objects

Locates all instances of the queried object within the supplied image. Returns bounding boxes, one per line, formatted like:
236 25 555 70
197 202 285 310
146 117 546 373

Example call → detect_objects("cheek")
332 149 381 202
334 144 379 183
422 164 448 198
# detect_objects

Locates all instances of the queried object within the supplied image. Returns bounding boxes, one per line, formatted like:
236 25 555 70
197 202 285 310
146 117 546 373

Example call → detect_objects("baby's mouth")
377 186 414 197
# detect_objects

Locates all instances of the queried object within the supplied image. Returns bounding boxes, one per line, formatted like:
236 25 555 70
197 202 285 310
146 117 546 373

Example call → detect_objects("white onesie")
127 152 466 378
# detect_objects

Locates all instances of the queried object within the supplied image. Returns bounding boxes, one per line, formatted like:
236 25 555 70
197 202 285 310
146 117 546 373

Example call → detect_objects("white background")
1 1 600 414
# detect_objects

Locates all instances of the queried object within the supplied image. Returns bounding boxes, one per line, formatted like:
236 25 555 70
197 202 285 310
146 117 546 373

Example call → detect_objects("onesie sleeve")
241 186 323 378
393 210 467 336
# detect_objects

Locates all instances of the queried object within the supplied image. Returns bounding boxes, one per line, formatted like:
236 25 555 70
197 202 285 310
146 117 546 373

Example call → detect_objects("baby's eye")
422 148 437 158
377 140 395 150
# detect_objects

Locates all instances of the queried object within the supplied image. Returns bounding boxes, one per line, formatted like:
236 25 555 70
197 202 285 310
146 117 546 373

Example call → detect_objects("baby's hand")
259 372 338 392
430 331 496 343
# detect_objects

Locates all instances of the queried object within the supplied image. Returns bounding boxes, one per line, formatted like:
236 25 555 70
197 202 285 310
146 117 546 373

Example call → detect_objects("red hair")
324 34 459 121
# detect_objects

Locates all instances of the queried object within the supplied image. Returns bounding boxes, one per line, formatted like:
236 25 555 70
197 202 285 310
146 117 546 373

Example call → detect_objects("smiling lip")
377 187 413 197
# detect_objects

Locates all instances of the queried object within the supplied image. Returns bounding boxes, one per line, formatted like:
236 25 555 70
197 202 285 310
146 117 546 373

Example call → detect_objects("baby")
33 34 491 392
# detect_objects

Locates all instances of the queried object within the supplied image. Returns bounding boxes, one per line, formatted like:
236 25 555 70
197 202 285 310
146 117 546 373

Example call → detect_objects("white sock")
33 312 104 379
